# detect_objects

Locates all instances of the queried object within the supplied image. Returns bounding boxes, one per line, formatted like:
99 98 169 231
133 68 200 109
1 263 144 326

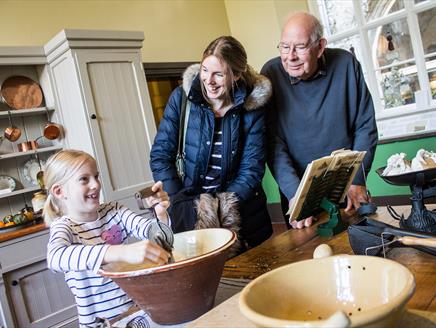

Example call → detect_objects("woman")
150 36 272 252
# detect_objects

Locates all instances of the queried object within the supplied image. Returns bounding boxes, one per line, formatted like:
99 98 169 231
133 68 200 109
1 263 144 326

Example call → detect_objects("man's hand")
345 184 370 213
290 216 315 229
288 197 316 229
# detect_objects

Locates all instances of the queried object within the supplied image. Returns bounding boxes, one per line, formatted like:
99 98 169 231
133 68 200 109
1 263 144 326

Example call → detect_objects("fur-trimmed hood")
182 63 272 111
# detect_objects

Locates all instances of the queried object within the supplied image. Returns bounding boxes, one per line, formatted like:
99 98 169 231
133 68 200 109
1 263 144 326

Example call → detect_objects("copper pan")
43 107 62 140
18 140 38 152
1 76 43 110
4 111 21 142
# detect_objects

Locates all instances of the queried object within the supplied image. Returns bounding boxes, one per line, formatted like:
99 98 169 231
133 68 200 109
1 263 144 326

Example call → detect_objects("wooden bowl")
239 255 415 327
99 228 236 324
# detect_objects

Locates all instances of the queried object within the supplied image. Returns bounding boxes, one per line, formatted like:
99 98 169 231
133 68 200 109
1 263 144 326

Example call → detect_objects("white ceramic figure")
411 149 436 171
382 153 412 176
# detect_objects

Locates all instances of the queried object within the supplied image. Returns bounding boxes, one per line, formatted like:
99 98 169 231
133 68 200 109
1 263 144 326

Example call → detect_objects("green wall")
367 136 436 196
262 135 436 203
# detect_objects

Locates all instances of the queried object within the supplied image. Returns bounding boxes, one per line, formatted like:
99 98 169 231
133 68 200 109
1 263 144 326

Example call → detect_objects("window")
311 0 436 140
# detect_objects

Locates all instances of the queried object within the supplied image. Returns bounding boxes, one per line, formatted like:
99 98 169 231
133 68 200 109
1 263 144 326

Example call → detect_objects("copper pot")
18 140 38 152
43 108 62 140
43 122 62 140
4 111 21 142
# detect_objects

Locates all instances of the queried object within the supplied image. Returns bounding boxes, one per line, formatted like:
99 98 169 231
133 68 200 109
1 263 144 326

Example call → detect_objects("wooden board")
0 222 46 243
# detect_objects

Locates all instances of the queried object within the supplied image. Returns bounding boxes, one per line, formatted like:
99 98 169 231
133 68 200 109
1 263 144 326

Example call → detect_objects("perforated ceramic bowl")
99 228 236 325
239 255 415 327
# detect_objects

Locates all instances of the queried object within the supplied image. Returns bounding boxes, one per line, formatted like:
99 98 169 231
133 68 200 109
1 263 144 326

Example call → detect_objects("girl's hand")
146 181 170 224
104 240 170 265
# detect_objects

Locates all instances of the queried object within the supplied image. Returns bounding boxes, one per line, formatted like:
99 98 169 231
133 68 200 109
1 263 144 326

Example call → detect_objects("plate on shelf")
22 159 45 186
0 175 16 195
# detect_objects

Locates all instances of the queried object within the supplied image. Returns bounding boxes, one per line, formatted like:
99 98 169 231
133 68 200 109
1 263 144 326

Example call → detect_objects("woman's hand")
104 240 170 265
146 181 170 224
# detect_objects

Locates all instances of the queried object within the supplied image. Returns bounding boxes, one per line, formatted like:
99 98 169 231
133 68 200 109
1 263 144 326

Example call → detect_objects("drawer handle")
11 280 18 286
90 114 97 119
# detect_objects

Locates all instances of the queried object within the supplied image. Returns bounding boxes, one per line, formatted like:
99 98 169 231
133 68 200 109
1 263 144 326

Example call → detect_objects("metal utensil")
135 187 174 263
135 186 156 210
148 204 174 263
349 217 436 257
365 232 436 257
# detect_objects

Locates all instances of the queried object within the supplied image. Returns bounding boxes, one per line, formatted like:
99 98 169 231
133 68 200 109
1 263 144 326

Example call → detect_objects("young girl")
44 149 171 327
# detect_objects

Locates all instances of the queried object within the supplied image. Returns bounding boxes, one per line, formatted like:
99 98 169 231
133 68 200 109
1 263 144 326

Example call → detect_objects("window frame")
309 0 436 141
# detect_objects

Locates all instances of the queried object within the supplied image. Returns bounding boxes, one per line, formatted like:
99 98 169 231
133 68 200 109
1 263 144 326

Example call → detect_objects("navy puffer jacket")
150 64 273 246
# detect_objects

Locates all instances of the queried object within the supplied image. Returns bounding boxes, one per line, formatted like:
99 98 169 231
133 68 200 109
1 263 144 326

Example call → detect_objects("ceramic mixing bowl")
99 228 236 325
239 255 415 327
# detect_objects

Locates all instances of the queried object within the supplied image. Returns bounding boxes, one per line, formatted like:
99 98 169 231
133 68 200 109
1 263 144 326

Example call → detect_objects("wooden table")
188 205 436 327
222 205 436 312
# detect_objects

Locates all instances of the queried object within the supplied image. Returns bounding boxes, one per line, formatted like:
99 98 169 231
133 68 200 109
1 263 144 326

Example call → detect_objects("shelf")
0 107 54 118
0 145 63 160
0 186 40 200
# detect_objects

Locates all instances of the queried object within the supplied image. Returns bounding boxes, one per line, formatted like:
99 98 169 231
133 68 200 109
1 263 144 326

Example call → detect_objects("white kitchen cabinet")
45 30 157 211
0 231 77 328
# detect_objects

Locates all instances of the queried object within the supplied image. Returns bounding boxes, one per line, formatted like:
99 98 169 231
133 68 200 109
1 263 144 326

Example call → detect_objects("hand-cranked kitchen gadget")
376 166 436 235
135 187 174 262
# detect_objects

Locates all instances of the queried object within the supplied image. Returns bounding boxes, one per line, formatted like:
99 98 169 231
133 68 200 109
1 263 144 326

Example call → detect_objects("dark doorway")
143 62 195 127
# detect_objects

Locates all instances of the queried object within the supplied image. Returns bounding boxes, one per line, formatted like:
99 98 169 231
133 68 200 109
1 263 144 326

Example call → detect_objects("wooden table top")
222 205 436 312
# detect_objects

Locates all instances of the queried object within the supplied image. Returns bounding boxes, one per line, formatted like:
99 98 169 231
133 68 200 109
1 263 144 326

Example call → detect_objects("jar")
32 191 47 214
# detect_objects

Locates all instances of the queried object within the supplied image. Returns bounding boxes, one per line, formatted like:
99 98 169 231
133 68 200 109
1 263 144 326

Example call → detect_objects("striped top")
47 202 155 327
202 117 223 193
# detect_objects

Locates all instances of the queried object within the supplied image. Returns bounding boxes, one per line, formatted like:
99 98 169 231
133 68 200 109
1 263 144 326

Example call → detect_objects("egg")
313 243 333 259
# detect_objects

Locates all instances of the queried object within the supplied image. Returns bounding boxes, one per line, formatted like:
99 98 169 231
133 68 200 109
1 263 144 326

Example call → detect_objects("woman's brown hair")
201 36 256 105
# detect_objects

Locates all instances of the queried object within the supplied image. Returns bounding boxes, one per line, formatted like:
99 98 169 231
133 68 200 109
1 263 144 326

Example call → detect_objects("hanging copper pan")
4 111 21 142
1 76 43 110
43 107 62 140
18 140 38 152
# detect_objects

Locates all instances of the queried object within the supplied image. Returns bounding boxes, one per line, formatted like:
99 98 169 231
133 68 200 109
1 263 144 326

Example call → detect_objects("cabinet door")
4 261 77 327
75 52 157 209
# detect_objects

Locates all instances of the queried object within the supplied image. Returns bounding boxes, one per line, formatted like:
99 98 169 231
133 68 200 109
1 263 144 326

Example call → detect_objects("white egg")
313 243 333 259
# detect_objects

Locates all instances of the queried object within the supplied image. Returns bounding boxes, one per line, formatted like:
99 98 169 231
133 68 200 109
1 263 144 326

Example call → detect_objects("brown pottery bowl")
239 255 415 327
99 228 236 324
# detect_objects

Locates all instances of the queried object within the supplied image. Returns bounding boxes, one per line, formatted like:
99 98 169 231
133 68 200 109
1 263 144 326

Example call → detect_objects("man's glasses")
277 39 319 55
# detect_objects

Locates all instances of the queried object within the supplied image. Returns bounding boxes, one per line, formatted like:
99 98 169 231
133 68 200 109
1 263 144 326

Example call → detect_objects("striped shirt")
47 202 155 327
202 117 223 193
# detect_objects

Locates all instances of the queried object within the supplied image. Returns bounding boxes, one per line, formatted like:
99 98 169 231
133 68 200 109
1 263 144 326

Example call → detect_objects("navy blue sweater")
261 48 378 199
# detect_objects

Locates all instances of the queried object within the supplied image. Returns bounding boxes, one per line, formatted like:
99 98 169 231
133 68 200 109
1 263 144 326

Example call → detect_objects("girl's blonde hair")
43 149 95 225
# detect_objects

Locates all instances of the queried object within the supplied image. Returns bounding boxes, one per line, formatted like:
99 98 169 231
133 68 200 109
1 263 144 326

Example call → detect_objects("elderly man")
261 12 378 229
